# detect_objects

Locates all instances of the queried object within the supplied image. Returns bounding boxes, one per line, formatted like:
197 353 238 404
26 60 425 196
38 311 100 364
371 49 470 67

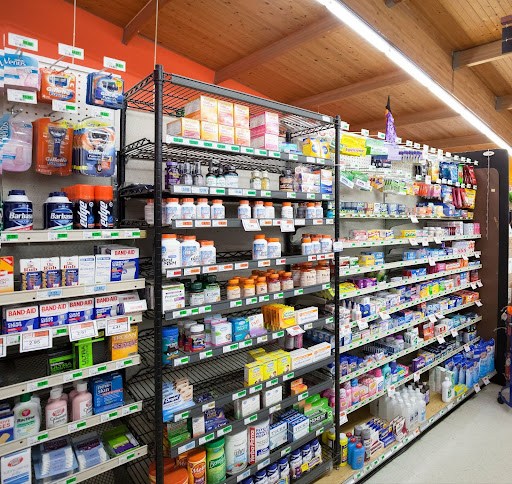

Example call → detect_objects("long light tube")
315 0 512 154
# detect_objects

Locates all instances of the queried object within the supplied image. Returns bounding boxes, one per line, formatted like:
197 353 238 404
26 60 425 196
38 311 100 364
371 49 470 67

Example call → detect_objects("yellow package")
464 189 476 209
302 138 321 157
166 118 200 139
320 141 330 159
400 229 416 238
234 104 250 129
248 348 266 363
270 351 291 375
367 230 380 240
244 361 264 386
217 100 234 126
340 134 366 156
0 257 14 293
358 254 375 267
200 121 219 142
256 355 278 380
235 127 250 146
218 124 235 144
110 325 138 360
185 95 218 123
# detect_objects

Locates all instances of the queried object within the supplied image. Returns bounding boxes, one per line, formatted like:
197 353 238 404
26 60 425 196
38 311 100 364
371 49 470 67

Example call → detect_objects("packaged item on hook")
86 72 124 109
33 118 73 175
73 120 116 177
0 114 33 172
38 68 76 103
3 52 39 90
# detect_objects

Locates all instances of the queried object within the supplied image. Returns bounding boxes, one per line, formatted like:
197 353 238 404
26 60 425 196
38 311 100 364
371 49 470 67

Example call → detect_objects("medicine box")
262 385 283 407
218 124 235 144
235 127 251 147
184 95 218 123
211 321 232 346
94 295 118 320
295 307 318 326
234 104 250 129
39 302 68 327
269 421 287 450
78 256 95 286
103 247 139 282
0 258 14 293
217 100 234 127
109 326 138 360
90 371 123 408
95 255 112 284
234 394 260 419
166 118 201 139
41 257 62 289
251 134 279 151
1 448 31 484
244 361 264 387
162 284 185 311
68 298 94 324
20 259 42 291
2 305 39 333
200 121 219 142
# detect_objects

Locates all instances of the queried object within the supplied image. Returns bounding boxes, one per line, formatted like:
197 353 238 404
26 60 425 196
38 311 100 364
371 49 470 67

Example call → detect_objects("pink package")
250 134 279 151
249 112 279 135
250 125 279 137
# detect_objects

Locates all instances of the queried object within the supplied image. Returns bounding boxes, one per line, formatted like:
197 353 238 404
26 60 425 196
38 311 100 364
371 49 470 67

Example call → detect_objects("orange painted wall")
1 0 266 97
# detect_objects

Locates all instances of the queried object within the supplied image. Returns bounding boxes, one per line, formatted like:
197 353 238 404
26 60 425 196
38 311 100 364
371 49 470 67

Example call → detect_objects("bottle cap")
212 199 223 204
50 388 63 399
162 234 177 239
254 234 266 239
20 393 32 402
197 198 208 203
356 443 363 448
94 185 113 200
282 202 292 206
302 238 311 243
169 198 179 203
183 236 196 240
264 202 273 207
240 200 250 205
182 198 194 202
77 382 88 392
200 240 214 246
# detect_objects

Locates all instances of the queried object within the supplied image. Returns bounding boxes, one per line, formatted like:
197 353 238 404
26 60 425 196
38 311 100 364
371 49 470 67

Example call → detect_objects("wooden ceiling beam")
351 107 459 132
419 134 490 150
291 71 409 109
452 40 510 70
122 0 173 45
495 95 512 111
214 15 340 84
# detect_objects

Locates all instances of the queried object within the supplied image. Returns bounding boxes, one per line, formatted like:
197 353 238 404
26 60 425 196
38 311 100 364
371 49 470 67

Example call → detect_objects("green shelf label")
129 404 138 412
38 433 48 441
37 381 49 388
111 232 119 237
189 140 199 145
57 233 68 239
23 40 34 46
97 366 107 372
6 234 18 240
217 144 226 149
109 412 118 418
204 142 213 147
56 329 67 335
73 372 83 379
77 422 86 429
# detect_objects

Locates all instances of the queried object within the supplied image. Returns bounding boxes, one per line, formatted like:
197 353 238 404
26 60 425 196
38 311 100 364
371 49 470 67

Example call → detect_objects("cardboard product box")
0 257 14 293
235 127 251 147
250 134 279 151
184 95 218 123
234 104 250 129
218 124 235 144
217 100 234 126
200 121 219 142
166 118 201 139
110 325 138 360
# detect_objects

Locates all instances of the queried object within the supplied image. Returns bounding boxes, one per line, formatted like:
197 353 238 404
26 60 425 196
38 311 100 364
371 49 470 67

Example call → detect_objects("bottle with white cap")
45 387 68 428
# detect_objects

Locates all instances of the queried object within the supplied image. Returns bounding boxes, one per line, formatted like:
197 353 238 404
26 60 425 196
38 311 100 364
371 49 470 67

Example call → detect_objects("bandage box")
2 306 39 333
67 298 94 324
20 259 42 291
103 247 139 282
217 100 234 127
78 256 95 286
94 295 118 319
234 104 249 129
95 255 112 284
185 95 218 123
218 124 234 144
1 448 31 484
235 127 251 147
166 118 200 139
0 258 14 293
61 256 79 286
0 407 14 443
39 302 68 327
41 257 61 289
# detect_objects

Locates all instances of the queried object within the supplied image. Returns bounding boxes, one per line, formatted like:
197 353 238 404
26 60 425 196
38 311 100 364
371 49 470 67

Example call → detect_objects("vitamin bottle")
238 200 251 219
253 235 268 260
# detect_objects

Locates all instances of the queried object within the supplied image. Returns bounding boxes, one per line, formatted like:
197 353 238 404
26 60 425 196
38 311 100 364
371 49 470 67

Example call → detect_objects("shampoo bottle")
339 433 348 466
72 381 93 420
352 443 364 470
347 438 357 468
46 388 68 428
382 364 391 388
442 377 453 403
14 393 41 438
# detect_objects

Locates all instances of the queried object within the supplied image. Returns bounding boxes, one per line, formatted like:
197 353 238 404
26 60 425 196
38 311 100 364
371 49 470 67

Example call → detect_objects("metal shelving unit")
119 66 342 484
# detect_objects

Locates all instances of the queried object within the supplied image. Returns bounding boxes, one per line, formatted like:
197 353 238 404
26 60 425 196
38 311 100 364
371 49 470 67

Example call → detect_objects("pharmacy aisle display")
0 38 149 483
119 67 342 484
324 131 491 482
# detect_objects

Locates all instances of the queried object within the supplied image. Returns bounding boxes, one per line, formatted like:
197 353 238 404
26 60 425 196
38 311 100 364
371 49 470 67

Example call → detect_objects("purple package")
412 356 425 372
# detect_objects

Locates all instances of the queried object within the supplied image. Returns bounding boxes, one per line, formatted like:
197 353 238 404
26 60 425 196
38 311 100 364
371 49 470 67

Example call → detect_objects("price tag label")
8 33 38 51
388 385 396 397
0 337 5 359
84 284 107 294
68 421 87 433
434 237 442 244
483 376 490 385
428 314 437 323
242 219 261 231
475 252 481 259
410 215 419 224
58 43 84 59
298 391 309 401
464 344 470 352
68 321 98 342
20 330 52 353
476 300 483 307
333 241 344 252
103 56 126 71
451 329 458 337
414 372 420 382
340 411 348 425
51 100 76 113
357 320 369 330
471 283 477 290
379 312 390 320
377 132 386 139
105 317 130 336
474 383 481 393
477 280 483 287
280 220 295 232
428 258 436 267
7 89 36 104
437 335 446 344
223 343 239 353
409 238 418 246
422 239 429 247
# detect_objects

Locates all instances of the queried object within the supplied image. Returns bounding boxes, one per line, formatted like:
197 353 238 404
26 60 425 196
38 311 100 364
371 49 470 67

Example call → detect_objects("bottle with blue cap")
44 191 73 230
254 469 268 484
266 463 279 484
3 189 33 231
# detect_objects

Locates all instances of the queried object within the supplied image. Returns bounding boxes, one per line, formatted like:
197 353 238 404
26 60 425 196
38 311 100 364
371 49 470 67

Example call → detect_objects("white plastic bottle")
253 201 266 219
72 382 93 420
311 237 321 254
196 199 211 219
13 393 41 438
442 376 453 402
181 236 200 266
315 202 323 219
321 235 332 253
165 198 181 223
418 395 426 423
301 238 313 255
253 235 268 260
199 240 216 265
264 202 275 219
238 200 251 219
144 199 154 226
281 202 294 219
162 234 182 272
267 238 282 258
181 198 196 219
211 200 225 219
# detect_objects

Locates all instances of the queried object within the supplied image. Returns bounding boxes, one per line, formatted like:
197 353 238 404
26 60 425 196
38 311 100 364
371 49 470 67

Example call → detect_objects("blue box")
90 372 123 408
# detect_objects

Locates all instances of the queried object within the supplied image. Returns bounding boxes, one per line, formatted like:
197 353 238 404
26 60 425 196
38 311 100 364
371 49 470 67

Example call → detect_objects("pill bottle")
311 237 321 254
321 235 332 253
306 203 316 219
211 200 225 219
227 285 241 300
268 274 281 293
281 202 294 219
253 235 268 260
188 282 205 306
315 202 323 219
181 236 200 266
165 198 182 223
238 200 251 219
181 198 196 219
145 199 154 226
267 238 282 258
196 199 211 219
162 234 182 273
280 272 294 290
256 277 268 295
253 201 266 219
204 283 221 303
243 284 256 298
189 324 206 352
301 238 312 255
200 240 216 265
264 202 275 219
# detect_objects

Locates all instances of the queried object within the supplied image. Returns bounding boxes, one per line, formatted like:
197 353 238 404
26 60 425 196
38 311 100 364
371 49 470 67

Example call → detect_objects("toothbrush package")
0 114 33 172
33 436 77 483
3 52 39 90
38 68 76 103
33 118 73 176
73 120 116 177
86 72 124 110
72 433 109 471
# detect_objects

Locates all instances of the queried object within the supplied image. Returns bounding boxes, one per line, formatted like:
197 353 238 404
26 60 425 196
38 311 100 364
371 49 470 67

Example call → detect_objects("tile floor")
364 382 512 484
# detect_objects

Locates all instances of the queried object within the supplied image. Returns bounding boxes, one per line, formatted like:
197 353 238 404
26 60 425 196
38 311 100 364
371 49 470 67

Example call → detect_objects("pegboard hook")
10 106 23 118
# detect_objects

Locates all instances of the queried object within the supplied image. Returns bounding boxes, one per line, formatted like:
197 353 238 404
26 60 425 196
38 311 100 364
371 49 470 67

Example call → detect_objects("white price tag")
91 107 115 121
103 56 126 71
425 175 431 185
475 252 481 259
428 258 436 267
428 314 437 323
357 320 369 330
409 238 418 246
0 337 5 359
7 89 36 104
410 215 419 224
483 376 490 385
476 300 483 307
8 33 38 51
242 219 261 231
68 321 98 342
437 335 446 344
20 330 52 353
434 237 442 244
340 411 348 425
474 383 481 393
388 385 396 396
379 312 390 320
105 317 130 336
84 284 107 294
464 344 470 352
422 239 429 247
58 43 84 59
414 372 420 382
451 329 458 337
471 283 477 290
51 100 76 113
333 241 344 252
477 280 483 288
462 255 468 261
280 220 295 232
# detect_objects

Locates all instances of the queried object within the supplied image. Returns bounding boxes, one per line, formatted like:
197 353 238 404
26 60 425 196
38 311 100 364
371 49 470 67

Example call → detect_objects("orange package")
32 118 73 176
38 68 76 103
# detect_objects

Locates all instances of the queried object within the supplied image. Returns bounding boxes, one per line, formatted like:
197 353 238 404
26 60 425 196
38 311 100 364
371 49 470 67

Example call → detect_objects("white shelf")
0 401 142 457
0 355 140 400
341 234 480 250
0 279 145 305
0 229 145 244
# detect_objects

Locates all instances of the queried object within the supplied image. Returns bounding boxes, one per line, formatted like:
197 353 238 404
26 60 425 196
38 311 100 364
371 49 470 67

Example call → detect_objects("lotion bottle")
14 393 41 438
46 388 68 428
72 381 93 420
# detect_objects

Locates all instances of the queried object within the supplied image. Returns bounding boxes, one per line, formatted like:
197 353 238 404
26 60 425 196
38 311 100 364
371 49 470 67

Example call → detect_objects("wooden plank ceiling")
73 0 512 153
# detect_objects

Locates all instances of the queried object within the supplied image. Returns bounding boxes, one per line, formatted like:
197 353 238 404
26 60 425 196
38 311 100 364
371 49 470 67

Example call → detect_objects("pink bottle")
340 388 349 411
344 382 352 406
45 388 68 429
351 379 360 404
72 381 93 420
68 381 81 404
48 386 68 404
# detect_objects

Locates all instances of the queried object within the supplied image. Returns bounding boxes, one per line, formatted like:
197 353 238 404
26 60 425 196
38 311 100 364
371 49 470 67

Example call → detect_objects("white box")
162 284 185 311
262 385 283 407
95 255 112 284
310 342 332 362
1 448 31 484
61 256 79 286
94 294 119 319
234 394 260 419
104 246 139 282
79 256 95 285
2 305 39 333
269 421 287 450
41 257 61 289
290 348 313 369
295 307 318 326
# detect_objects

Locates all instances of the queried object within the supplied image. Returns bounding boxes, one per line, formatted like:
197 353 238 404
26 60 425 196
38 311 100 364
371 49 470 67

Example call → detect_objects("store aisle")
364 383 512 484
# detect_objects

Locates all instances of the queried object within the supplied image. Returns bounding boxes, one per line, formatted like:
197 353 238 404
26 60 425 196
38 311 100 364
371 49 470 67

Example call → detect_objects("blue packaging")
39 302 68 327
61 256 79 286
20 259 42 291
44 192 74 230
233 331 250 342
2 305 39 333
103 247 139 282
41 257 62 289
90 372 123 408
86 72 125 110
93 295 118 319
67 298 94 323
163 326 179 363
3 190 33 231
229 317 249 334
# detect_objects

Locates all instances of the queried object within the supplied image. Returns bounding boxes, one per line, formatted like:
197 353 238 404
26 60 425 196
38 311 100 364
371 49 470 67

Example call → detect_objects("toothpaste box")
94 295 119 319
1 448 31 484
104 247 139 282
0 258 14 294
79 256 95 286
39 302 69 327
67 298 94 324
20 259 42 291
90 371 123 408
41 257 61 289
2 306 39 333
61 256 79 286
95 255 112 284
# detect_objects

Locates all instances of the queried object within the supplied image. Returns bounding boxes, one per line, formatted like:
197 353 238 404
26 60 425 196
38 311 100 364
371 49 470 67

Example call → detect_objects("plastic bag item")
33 118 73 176
1 114 33 172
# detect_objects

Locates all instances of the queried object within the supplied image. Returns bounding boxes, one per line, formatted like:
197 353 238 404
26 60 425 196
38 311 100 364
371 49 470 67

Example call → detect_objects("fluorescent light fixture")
315 0 512 154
